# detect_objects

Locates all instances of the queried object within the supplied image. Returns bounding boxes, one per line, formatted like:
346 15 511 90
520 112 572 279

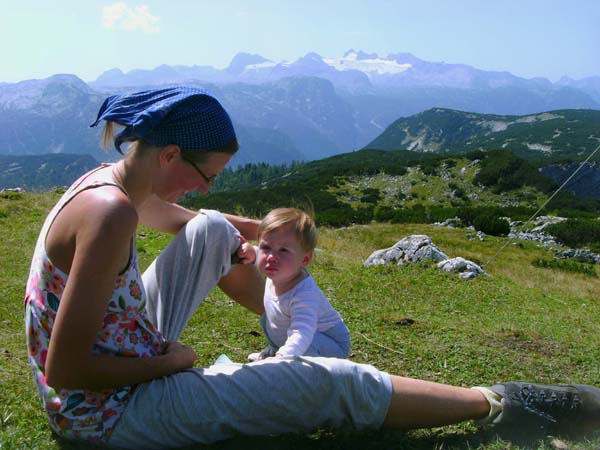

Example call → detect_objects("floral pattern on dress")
24 185 165 444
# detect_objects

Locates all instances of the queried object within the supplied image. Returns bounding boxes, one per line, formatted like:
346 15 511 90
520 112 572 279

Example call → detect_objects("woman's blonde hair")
257 208 317 251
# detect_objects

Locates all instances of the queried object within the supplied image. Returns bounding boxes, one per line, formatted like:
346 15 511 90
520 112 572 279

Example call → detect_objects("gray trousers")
109 210 392 449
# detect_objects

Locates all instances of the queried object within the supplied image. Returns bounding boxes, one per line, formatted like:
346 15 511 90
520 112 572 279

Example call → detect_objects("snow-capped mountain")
323 50 412 76
2 51 598 174
90 50 580 93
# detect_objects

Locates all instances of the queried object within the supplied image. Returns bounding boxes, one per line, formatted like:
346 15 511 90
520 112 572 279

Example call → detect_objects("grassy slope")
1 192 600 449
366 108 600 162
329 156 547 211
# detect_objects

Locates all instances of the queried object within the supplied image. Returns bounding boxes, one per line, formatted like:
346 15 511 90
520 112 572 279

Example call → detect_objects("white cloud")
102 3 160 33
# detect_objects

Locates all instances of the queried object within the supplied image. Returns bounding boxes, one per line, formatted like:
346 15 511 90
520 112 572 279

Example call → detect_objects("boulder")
434 217 463 228
364 235 448 267
555 248 600 265
437 257 485 279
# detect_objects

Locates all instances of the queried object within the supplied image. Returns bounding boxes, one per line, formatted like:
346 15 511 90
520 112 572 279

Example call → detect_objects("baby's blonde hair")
258 208 317 251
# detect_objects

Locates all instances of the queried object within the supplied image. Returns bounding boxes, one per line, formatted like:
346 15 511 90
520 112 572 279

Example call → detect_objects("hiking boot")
489 382 600 435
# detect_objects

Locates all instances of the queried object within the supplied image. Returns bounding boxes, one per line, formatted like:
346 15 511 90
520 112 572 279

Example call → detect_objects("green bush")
359 188 381 204
0 190 23 200
546 219 600 252
419 159 440 176
532 258 597 277
546 191 600 214
472 214 510 236
474 149 555 193
316 205 373 227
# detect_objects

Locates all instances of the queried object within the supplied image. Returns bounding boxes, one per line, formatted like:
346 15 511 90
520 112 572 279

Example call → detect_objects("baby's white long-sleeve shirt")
263 274 345 357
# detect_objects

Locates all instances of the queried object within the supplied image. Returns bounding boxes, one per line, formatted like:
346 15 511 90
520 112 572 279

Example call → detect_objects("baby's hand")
234 235 256 265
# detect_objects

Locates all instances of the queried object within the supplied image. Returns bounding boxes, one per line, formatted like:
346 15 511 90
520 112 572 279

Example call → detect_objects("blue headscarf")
90 86 236 154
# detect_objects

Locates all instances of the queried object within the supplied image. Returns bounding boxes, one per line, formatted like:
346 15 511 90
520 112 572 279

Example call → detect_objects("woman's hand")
164 341 198 371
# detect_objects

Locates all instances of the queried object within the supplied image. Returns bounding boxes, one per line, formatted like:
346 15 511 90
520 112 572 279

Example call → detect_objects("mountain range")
366 108 600 161
3 106 600 193
1 50 599 168
91 50 600 100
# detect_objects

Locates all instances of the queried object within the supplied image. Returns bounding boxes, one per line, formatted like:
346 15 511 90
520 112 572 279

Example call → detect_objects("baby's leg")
304 322 351 358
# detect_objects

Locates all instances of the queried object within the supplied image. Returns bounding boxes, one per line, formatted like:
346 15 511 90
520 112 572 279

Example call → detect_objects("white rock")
364 235 448 267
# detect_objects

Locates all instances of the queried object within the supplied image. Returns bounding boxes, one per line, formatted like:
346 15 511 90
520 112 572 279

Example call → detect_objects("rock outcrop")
364 235 448 267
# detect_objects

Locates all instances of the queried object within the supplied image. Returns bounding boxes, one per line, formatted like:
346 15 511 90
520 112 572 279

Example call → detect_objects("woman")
24 86 599 448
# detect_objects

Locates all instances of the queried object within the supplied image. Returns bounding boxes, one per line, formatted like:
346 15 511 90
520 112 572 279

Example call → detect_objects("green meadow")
1 191 600 449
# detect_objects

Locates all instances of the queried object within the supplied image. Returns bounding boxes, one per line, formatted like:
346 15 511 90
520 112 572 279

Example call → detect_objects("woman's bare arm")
45 193 196 391
138 194 260 240
223 213 260 241
137 194 197 234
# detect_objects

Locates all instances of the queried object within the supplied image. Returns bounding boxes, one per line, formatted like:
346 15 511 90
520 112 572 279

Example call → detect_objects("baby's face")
257 225 311 287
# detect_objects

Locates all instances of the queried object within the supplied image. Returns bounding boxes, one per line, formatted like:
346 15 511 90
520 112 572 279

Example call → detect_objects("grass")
532 257 598 277
1 192 600 449
330 157 547 211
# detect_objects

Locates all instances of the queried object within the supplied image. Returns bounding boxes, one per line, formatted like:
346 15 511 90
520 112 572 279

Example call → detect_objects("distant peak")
356 50 378 60
100 68 125 76
386 52 422 65
46 74 91 90
299 52 324 61
343 50 378 60
226 52 270 74
557 75 575 83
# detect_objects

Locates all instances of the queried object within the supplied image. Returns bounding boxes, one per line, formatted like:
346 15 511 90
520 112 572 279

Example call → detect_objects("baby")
243 208 350 361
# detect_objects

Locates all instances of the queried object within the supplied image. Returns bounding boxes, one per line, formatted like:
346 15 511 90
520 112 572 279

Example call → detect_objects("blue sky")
2 0 599 83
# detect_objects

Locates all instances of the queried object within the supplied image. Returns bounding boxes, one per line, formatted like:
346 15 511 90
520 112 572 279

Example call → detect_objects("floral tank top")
24 167 165 443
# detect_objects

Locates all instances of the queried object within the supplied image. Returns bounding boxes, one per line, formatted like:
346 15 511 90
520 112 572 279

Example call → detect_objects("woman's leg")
109 356 393 449
383 376 489 429
142 209 242 340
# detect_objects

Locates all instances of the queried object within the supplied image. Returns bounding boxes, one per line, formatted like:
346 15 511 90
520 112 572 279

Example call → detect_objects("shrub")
359 188 381 204
472 214 510 236
443 159 457 169
546 219 600 252
419 160 440 176
532 258 597 277
0 190 23 200
474 149 555 193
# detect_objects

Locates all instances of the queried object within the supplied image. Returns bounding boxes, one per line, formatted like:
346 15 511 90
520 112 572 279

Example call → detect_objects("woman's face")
159 148 231 201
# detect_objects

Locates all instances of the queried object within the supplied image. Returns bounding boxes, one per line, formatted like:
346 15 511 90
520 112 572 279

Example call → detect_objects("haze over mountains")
1 50 599 171
91 50 600 101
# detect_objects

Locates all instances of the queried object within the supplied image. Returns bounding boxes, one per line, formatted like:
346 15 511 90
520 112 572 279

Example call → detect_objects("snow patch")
323 51 411 76
244 61 277 71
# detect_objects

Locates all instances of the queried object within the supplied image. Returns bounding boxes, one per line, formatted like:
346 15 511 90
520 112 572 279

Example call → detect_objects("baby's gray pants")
109 210 392 449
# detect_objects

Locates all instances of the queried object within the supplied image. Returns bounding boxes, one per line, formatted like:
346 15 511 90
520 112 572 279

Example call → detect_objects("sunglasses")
180 155 218 184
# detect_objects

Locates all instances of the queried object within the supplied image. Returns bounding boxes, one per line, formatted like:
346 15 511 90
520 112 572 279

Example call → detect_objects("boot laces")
517 384 581 423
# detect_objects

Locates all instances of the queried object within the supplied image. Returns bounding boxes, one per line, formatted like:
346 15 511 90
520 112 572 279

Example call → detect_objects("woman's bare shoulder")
77 187 138 234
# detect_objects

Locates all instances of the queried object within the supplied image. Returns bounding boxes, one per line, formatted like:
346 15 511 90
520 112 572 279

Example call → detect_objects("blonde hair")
101 121 151 155
258 208 317 251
